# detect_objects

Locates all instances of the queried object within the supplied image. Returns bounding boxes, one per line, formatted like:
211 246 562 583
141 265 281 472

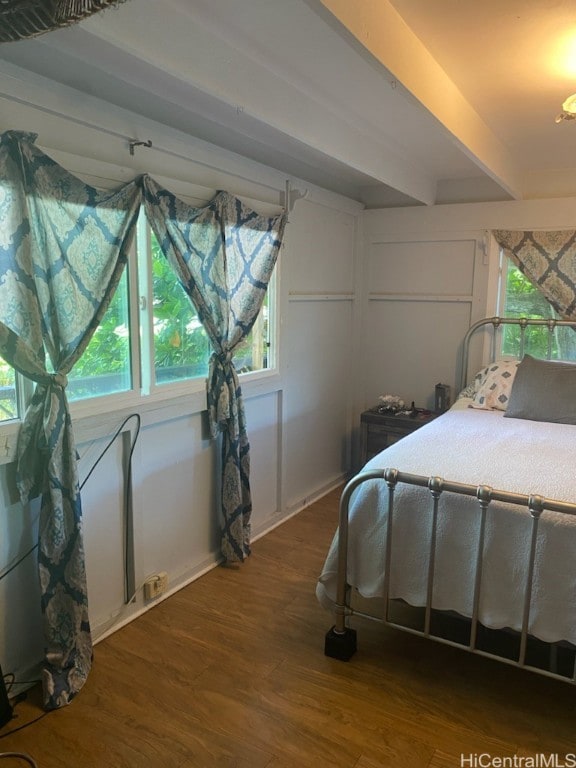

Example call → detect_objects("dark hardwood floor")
1 486 576 767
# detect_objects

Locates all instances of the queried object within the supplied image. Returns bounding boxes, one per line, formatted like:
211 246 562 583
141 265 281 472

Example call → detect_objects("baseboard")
92 552 222 644
93 474 347 644
252 473 347 543
283 473 348 517
2 475 347 702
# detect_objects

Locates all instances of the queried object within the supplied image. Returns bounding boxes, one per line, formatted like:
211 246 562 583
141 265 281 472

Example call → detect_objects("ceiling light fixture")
555 93 576 122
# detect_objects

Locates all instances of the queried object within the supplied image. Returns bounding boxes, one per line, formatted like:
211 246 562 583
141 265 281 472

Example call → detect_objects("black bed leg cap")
324 626 357 660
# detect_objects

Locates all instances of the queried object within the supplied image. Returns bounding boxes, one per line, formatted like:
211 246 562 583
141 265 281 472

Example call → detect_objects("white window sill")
0 367 282 466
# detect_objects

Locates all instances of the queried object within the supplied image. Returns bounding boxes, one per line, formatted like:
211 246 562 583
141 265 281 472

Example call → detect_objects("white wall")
0 63 362 685
282 199 358 507
361 197 576 415
361 230 487 411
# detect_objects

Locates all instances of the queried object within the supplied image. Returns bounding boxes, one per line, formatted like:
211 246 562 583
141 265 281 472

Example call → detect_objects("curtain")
0 131 141 708
141 175 286 563
493 229 576 319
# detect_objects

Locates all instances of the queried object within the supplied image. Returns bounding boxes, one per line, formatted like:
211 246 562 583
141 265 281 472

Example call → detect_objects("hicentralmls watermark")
460 755 576 768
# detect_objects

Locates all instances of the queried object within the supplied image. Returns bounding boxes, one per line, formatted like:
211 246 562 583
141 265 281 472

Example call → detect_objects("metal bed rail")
458 315 576 393
325 468 576 684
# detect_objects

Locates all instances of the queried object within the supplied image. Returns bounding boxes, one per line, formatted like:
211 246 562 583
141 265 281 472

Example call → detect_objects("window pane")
0 360 16 421
233 291 270 373
67 271 132 401
151 234 210 385
502 259 576 360
151 230 273 384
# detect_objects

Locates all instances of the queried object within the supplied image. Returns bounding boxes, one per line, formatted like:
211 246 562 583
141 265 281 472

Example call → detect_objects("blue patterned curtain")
142 176 286 562
493 229 576 319
0 131 141 708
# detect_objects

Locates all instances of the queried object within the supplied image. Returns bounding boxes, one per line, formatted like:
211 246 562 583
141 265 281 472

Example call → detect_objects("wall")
0 62 362 685
282 200 358 507
361 197 576 419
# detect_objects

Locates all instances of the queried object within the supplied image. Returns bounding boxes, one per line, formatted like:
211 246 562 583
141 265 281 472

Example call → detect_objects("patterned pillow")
458 384 477 400
470 358 521 411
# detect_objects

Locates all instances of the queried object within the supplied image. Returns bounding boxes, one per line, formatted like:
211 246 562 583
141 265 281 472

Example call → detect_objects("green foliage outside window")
151 231 269 383
0 226 271 421
66 271 131 401
502 260 576 360
151 233 210 384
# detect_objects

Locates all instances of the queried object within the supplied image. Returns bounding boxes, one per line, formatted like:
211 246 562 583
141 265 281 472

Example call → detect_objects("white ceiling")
1 0 576 208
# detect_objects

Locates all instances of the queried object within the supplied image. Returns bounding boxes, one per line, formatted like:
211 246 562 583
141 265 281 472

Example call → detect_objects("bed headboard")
459 316 576 393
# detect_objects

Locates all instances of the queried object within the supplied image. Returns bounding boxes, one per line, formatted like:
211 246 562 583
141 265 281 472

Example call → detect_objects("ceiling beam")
313 0 524 200
59 3 439 204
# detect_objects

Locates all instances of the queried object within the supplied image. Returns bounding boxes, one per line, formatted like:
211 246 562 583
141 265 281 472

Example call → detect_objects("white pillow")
470 358 520 411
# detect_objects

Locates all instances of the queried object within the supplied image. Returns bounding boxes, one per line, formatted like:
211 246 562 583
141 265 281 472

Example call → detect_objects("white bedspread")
317 402 576 644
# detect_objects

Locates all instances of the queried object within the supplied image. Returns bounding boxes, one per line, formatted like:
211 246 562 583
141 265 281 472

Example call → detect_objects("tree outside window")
0 223 274 422
501 258 576 360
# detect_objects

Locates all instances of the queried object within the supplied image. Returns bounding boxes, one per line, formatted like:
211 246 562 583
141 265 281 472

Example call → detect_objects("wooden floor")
2 486 576 767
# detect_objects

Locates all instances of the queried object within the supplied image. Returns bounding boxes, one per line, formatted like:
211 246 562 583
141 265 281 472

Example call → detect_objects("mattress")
317 401 576 645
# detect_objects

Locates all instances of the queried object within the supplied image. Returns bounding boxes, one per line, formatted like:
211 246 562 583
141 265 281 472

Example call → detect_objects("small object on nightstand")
435 383 451 414
377 394 404 414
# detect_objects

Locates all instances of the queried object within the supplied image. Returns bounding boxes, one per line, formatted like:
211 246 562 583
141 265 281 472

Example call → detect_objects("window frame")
0 169 281 436
495 248 576 362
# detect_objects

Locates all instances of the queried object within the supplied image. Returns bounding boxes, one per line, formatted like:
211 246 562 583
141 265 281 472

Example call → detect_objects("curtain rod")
128 137 307 214
3 90 307 212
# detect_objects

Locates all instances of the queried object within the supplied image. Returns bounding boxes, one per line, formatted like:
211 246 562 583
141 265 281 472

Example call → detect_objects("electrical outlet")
143 571 168 601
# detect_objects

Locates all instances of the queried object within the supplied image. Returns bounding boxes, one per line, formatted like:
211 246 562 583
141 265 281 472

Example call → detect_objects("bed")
317 317 576 683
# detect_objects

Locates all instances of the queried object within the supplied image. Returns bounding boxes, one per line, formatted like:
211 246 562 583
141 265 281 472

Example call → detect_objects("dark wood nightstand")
360 408 438 465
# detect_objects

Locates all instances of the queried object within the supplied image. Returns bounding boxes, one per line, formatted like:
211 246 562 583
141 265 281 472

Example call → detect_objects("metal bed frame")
459 315 576 392
325 316 576 684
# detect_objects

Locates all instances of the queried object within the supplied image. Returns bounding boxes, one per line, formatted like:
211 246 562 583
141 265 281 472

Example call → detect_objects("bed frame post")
324 469 385 660
324 625 357 660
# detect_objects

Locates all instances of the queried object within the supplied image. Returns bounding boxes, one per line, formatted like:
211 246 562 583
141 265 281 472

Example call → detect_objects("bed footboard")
324 468 576 683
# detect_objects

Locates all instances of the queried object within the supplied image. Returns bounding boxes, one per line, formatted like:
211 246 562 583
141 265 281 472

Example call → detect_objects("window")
233 290 271 373
142 223 273 391
498 255 576 360
67 271 133 401
0 361 16 422
0 217 276 421
149 230 210 386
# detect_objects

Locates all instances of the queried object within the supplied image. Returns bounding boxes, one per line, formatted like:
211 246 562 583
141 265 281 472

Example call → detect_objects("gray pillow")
504 354 576 424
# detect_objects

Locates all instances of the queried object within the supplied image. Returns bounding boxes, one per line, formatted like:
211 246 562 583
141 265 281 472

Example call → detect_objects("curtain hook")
284 180 308 217
129 139 152 156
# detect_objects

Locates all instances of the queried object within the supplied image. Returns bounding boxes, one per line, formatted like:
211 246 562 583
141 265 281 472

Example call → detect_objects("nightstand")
360 408 438 465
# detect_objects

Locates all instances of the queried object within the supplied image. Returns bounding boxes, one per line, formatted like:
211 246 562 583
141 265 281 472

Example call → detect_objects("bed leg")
324 626 357 660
